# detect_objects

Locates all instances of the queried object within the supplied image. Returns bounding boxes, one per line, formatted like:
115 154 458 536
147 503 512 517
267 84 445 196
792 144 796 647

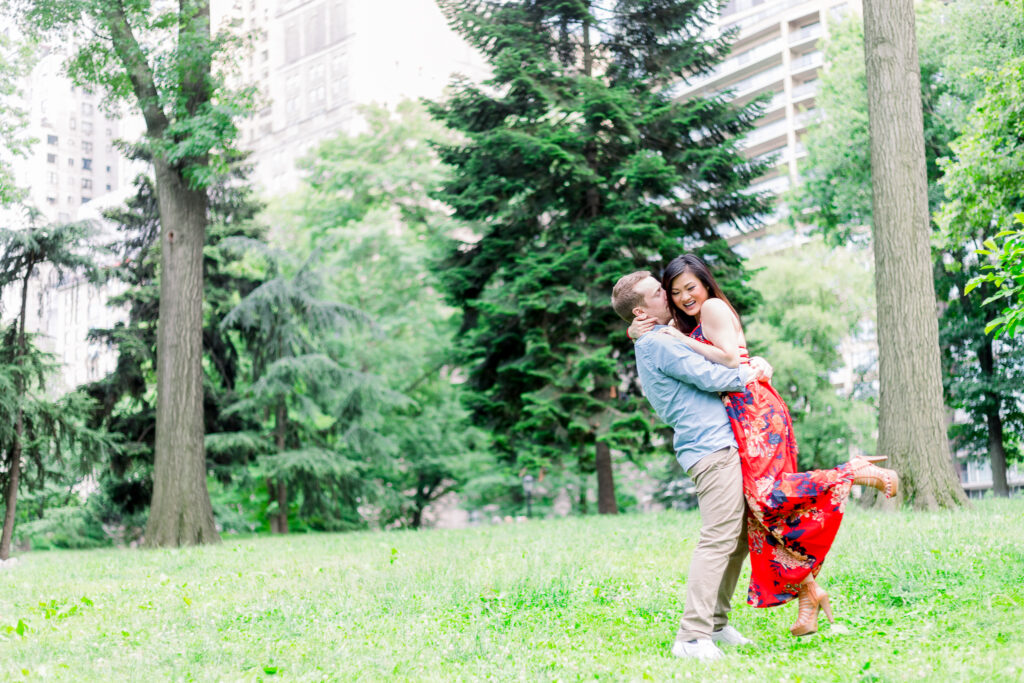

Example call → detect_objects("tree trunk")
267 400 289 533
595 440 618 514
0 443 20 561
144 159 220 546
267 479 281 534
977 338 1009 497
862 0 966 509
1 271 33 560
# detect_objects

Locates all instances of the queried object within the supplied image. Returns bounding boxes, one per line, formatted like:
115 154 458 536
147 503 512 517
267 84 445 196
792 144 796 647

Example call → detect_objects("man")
611 271 767 661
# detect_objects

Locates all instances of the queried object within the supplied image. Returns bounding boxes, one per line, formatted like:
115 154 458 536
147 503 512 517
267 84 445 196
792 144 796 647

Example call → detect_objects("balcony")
722 0 807 34
788 22 822 49
790 79 818 102
740 117 789 150
675 39 783 97
791 50 824 76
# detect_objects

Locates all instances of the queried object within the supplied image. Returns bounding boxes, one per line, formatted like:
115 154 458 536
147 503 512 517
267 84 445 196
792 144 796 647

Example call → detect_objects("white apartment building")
0 28 130 396
212 0 486 193
675 0 859 241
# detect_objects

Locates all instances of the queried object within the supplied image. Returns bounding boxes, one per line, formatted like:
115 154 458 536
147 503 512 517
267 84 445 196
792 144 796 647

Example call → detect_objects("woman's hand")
749 356 774 383
627 314 657 340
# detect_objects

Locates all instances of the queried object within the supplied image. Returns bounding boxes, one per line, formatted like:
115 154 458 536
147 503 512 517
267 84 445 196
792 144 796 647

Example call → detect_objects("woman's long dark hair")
661 254 739 335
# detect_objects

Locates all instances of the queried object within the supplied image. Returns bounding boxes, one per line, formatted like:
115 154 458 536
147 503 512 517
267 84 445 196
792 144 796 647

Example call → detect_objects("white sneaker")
671 638 724 661
711 625 755 646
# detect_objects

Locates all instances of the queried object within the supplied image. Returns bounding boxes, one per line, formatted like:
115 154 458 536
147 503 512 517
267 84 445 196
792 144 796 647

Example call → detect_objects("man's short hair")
611 271 651 322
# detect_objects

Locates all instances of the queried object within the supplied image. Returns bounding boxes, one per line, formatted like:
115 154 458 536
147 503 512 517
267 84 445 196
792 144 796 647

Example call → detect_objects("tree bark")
266 401 289 533
144 158 220 546
0 271 34 560
862 0 966 509
595 440 618 514
977 338 1009 497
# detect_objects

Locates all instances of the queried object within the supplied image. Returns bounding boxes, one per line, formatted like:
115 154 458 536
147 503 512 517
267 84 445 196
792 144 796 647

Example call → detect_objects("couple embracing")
611 255 898 661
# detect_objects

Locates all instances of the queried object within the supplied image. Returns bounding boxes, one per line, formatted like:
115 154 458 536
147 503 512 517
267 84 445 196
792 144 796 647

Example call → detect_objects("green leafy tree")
429 0 768 513
0 32 34 208
744 238 877 470
283 101 495 528
793 0 1024 504
0 217 111 559
10 0 257 546
937 58 1024 495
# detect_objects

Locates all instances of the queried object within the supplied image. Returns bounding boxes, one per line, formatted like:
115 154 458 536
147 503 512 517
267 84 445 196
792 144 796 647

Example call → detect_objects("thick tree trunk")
595 440 618 514
977 339 1009 497
862 0 966 509
144 160 220 546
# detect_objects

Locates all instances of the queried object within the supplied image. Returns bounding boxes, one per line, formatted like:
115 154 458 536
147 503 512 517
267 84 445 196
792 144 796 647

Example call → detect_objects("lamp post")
522 474 534 519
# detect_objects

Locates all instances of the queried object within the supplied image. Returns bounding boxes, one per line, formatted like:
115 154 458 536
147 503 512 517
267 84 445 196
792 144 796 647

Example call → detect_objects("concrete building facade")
212 0 485 192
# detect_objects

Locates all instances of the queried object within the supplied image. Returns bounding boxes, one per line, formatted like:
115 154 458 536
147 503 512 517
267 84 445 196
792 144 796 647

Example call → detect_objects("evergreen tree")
216 243 382 533
429 0 768 512
0 216 110 558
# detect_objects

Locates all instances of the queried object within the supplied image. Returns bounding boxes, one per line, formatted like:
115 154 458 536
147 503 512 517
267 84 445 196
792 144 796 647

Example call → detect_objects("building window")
47 135 58 145
305 5 326 53
82 121 93 134
105 184 112 191
82 178 92 190
69 117 77 130
68 158 75 167
285 21 300 63
81 196 91 204
308 63 326 111
48 172 57 184
47 153 56 163
330 53 348 102
82 158 93 171
82 102 93 116
82 141 93 154
331 1 346 43
106 165 112 173
46 196 57 205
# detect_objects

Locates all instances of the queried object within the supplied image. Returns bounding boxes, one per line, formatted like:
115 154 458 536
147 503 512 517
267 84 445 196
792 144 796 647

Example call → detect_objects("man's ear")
631 306 645 319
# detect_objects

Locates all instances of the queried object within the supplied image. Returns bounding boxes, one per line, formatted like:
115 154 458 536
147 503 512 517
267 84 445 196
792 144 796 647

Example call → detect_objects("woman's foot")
790 580 833 637
850 456 899 498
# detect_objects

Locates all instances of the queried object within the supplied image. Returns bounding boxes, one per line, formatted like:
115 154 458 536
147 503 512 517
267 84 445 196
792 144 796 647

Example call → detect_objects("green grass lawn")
1 498 1022 682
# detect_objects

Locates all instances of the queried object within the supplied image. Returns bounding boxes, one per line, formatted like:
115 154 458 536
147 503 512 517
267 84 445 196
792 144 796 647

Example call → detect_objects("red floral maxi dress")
691 325 856 608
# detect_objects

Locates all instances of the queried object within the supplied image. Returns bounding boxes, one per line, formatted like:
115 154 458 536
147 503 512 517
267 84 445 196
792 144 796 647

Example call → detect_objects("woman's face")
670 270 710 319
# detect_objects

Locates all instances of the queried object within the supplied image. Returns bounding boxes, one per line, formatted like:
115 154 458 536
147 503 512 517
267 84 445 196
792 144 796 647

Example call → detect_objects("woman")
628 254 897 637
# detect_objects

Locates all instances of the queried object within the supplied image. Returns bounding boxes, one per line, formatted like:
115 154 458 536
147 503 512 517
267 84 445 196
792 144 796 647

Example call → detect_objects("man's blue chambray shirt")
634 326 751 473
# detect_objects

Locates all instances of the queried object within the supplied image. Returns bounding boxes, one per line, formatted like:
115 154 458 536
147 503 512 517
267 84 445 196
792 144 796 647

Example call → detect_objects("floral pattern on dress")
692 324 855 608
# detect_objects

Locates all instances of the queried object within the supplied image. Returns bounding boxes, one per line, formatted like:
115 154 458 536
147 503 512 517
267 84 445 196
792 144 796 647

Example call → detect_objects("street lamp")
522 474 535 519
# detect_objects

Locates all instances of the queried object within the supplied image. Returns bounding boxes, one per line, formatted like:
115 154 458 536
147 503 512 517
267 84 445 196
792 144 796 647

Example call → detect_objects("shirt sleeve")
647 335 750 393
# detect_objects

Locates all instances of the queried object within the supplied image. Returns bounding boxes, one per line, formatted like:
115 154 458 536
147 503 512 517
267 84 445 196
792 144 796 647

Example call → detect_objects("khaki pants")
676 445 748 641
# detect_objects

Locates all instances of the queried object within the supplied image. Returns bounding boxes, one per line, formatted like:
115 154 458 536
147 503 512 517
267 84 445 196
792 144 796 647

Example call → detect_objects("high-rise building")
0 27 131 395
16 50 126 224
212 0 486 192
675 0 859 246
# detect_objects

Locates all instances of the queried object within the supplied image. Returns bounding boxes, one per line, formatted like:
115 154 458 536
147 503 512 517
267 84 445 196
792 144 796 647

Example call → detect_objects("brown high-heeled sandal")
790 580 834 637
850 456 899 498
